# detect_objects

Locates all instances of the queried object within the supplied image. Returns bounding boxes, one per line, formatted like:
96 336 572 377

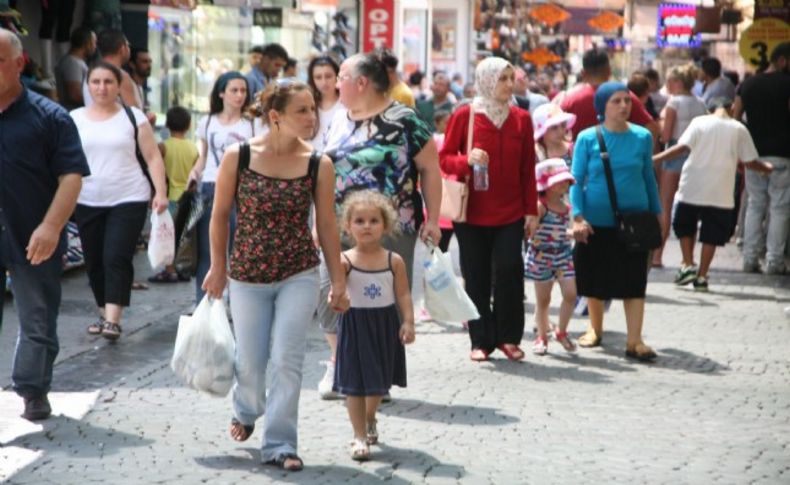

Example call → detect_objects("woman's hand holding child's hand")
400 323 415 344
329 284 350 313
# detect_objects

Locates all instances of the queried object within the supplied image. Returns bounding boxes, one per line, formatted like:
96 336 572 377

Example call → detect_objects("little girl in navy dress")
525 159 578 355
333 190 416 462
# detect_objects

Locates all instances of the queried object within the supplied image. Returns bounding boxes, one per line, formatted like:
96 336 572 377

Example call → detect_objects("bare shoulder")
390 251 406 269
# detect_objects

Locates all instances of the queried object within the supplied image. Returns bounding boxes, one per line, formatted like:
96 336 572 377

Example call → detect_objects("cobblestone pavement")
1 240 788 484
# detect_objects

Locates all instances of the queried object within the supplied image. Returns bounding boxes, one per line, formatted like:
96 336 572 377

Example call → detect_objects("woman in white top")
652 63 708 268
71 61 168 341
307 56 345 152
187 71 258 303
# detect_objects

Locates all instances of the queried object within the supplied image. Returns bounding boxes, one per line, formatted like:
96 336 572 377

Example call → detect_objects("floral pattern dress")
324 102 432 234
229 155 320 283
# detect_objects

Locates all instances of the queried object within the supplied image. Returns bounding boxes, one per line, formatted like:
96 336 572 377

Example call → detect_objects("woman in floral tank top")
202 80 349 472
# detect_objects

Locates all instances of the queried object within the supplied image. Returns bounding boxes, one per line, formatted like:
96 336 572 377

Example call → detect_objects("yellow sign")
739 18 790 70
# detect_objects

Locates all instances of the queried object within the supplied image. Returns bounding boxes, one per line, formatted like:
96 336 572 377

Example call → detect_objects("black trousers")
75 202 148 308
453 219 525 352
39 0 76 42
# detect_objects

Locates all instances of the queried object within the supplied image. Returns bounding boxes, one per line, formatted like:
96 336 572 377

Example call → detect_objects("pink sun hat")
536 158 575 192
531 103 576 140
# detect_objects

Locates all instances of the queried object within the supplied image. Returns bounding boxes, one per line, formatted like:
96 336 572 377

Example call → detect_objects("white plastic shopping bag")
171 296 236 397
147 209 175 269
423 244 480 323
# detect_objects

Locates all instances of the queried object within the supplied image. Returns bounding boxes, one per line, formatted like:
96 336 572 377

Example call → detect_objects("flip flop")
230 418 254 442
131 281 149 290
497 344 525 361
265 453 304 471
470 349 490 362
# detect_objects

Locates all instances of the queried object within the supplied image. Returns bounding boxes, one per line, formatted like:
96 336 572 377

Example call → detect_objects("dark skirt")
573 227 649 299
333 304 406 396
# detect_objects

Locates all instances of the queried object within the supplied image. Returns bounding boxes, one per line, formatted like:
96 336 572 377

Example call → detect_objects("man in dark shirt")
0 28 90 421
733 42 790 274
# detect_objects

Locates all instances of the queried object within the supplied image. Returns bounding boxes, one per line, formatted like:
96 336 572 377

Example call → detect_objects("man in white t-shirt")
653 97 773 291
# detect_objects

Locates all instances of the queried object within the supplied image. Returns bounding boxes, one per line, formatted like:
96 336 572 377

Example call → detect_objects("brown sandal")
87 317 105 335
625 342 657 362
101 322 122 341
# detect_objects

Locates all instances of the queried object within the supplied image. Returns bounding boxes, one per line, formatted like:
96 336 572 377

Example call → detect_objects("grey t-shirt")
55 55 87 111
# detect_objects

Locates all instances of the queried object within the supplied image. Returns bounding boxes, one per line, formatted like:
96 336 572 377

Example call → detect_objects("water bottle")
473 164 489 191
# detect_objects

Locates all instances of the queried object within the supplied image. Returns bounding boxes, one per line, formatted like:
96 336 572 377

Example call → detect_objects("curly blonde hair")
341 190 399 238
667 63 698 92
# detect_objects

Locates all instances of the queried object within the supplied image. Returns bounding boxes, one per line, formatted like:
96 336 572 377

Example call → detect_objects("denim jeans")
743 157 790 269
4 256 63 398
195 182 235 303
229 267 320 462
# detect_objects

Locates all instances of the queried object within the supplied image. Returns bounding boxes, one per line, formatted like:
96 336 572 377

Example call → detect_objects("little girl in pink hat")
525 159 578 355
532 103 576 165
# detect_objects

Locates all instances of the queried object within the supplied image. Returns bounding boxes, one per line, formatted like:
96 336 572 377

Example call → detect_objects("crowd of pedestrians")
1 22 788 470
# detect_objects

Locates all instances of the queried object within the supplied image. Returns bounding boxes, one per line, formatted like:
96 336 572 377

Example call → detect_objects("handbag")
439 104 474 222
595 126 661 252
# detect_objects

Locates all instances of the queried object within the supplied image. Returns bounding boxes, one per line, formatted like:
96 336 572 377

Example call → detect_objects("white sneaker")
318 361 341 400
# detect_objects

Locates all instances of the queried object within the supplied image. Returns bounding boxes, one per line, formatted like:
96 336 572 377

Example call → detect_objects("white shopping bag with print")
171 296 236 397
423 244 480 323
147 210 175 269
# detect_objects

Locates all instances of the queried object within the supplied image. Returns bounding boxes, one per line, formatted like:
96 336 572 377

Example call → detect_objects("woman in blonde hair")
651 64 708 269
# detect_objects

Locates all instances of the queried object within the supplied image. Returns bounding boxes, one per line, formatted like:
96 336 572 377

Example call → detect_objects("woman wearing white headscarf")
439 57 539 362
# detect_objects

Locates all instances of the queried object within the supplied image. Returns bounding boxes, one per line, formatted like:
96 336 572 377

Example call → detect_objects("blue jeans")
743 156 790 269
229 267 320 462
195 182 235 303
4 256 63 398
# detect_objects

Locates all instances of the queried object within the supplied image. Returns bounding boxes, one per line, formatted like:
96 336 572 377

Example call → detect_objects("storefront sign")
755 0 790 22
587 11 624 31
521 47 562 66
739 17 790 70
362 0 395 51
657 3 701 48
529 4 571 27
432 9 457 61
253 8 283 28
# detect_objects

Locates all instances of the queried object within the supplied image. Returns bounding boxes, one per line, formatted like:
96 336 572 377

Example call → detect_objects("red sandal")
469 349 490 362
497 344 525 361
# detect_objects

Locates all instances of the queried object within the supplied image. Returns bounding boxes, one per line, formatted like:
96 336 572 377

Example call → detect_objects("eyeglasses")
338 74 354 82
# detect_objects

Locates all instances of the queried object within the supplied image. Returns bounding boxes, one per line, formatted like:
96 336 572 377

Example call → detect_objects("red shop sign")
362 0 395 51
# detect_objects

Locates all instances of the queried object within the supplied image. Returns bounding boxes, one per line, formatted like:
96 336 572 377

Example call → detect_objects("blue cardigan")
570 124 661 228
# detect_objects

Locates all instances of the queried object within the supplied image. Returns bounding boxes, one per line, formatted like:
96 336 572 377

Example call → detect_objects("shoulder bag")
595 126 661 252
122 105 155 193
439 104 474 222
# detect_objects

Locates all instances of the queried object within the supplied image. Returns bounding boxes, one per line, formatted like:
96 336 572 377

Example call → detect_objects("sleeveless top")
343 252 396 309
229 143 320 283
530 203 572 253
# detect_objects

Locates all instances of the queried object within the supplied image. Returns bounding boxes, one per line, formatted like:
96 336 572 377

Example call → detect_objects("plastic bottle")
473 164 489 191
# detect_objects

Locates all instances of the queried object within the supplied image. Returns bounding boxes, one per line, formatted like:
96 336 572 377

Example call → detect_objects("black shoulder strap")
235 142 251 200
595 125 620 220
387 251 393 273
122 104 155 192
341 252 353 275
308 151 321 197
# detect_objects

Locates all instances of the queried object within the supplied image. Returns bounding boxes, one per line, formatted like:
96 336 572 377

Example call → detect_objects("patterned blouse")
324 102 432 234
229 158 320 284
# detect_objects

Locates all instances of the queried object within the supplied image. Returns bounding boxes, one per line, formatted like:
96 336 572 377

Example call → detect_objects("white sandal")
366 419 379 445
350 437 370 461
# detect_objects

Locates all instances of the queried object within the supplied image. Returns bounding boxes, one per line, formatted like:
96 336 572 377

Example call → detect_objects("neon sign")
657 3 702 48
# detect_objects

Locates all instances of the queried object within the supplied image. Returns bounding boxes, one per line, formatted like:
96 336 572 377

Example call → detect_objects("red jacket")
439 104 538 226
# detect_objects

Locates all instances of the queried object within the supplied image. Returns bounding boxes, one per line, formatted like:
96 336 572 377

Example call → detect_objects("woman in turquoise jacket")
570 82 661 362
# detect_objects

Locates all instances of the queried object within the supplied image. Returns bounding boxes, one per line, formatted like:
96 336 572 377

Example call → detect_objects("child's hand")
400 323 415 344
328 285 350 313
